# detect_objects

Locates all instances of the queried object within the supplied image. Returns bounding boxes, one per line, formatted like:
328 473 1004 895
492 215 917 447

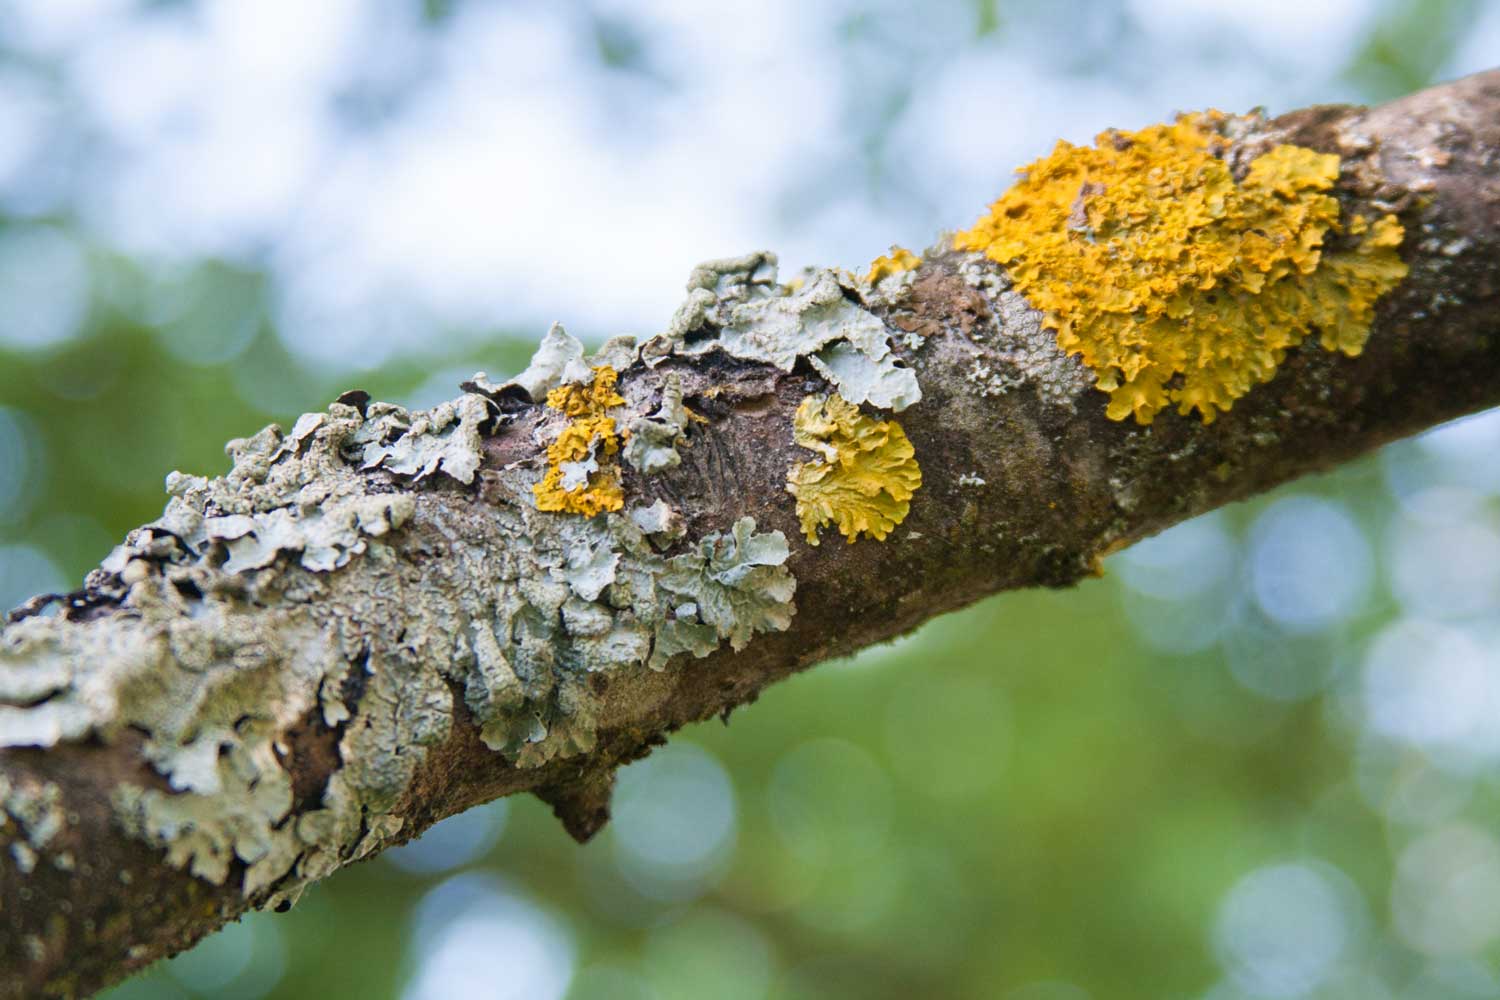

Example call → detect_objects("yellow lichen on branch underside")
533 366 626 516
786 395 921 545
864 245 921 284
953 112 1409 423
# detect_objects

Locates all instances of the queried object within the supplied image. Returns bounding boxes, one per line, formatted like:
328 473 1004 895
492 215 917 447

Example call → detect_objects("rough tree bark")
2 70 1497 999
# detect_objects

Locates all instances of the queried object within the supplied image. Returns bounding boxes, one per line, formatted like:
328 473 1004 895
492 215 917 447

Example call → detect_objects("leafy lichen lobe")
1 363 802 902
646 254 922 412
954 112 1409 423
786 395 922 545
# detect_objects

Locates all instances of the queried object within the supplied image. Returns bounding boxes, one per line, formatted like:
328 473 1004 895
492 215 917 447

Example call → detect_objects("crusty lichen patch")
534 366 627 516
954 112 1409 423
0 240 934 912
0 401 461 900
1 775 68 874
0 362 800 905
786 395 922 545
622 373 696 474
644 253 922 412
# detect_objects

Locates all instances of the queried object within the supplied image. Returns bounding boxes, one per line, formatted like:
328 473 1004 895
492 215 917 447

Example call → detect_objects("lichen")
464 325 639 408
649 251 781 359
0 396 492 896
864 245 921 284
359 394 491 484
200 495 411 574
953 112 1409 423
533 366 627 516
957 257 1096 411
1 368 800 902
658 517 796 654
0 775 66 874
622 373 695 474
497 321 595 401
644 254 922 412
0 232 984 913
785 395 922 545
808 340 922 413
629 499 685 544
437 498 795 754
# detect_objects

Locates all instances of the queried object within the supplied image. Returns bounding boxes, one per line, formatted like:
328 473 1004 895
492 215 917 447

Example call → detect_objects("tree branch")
2 70 1498 998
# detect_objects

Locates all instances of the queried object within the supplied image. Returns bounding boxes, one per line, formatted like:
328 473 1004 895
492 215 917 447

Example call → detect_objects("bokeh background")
0 0 1497 997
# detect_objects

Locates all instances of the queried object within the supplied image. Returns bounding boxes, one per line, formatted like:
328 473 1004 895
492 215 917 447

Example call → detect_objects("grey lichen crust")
0 775 69 874
436 485 797 755
0 365 794 903
956 255 1094 410
644 252 922 412
623 373 692 473
466 322 639 406
0 243 928 907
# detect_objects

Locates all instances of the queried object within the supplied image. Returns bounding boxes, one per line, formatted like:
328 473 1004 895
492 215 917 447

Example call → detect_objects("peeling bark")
2 70 1498 999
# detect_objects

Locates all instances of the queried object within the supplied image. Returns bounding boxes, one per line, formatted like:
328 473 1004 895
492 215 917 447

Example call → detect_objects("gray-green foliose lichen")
465 322 639 406
0 774 68 874
0 242 932 903
622 372 691 473
641 252 922 412
0 351 796 904
466 252 921 422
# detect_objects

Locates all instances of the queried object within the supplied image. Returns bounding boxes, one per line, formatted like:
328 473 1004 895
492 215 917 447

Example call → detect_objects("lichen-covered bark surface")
2 70 1498 999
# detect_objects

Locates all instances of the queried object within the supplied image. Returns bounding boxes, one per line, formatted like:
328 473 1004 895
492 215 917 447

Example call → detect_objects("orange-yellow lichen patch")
953 113 1409 423
865 245 922 284
533 366 626 516
786 395 921 545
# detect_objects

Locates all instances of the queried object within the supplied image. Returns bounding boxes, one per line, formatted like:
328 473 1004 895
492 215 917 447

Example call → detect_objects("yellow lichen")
864 245 922 284
533 366 626 516
786 395 921 545
953 113 1409 423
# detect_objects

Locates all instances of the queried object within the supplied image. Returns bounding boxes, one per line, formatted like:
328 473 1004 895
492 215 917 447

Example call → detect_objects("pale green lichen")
807 339 920 412
201 495 411 575
0 358 799 903
644 253 922 413
629 499 684 543
442 492 796 754
0 775 67 874
659 517 796 655
623 373 694 474
493 321 594 400
464 325 638 407
0 243 952 909
358 395 491 484
647 251 781 360
0 395 479 900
